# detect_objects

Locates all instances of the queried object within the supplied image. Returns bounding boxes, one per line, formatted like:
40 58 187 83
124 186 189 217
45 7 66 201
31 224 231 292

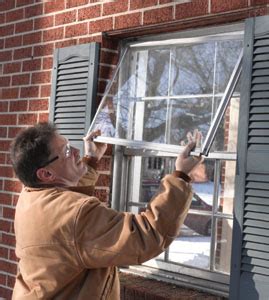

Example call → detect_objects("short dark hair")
10 122 57 187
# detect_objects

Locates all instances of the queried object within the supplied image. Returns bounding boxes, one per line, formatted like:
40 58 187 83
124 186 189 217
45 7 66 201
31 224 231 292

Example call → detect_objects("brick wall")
0 0 269 298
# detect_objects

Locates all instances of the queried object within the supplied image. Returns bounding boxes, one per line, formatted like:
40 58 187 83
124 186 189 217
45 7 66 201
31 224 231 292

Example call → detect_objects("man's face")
45 133 87 186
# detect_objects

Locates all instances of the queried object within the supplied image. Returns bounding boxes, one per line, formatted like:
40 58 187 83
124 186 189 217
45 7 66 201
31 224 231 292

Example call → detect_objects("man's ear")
36 168 55 183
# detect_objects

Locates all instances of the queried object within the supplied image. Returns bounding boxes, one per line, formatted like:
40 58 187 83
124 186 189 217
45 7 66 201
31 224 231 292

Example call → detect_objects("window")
90 25 244 294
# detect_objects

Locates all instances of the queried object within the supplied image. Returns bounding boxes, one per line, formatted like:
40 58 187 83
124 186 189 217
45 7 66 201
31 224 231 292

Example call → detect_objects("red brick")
38 112 49 122
55 39 77 48
0 50 12 62
22 58 41 72
55 10 76 25
31 71 51 84
0 140 11 151
34 44 54 57
0 220 11 235
16 0 35 7
100 50 119 65
115 12 141 30
12 74 30 86
0 259 17 275
20 86 39 98
0 287 12 300
0 13 5 24
0 101 9 112
7 275 16 288
66 0 88 8
89 17 113 34
0 0 15 11
130 0 157 10
25 3 43 18
2 88 19 99
34 16 54 30
103 0 128 16
99 65 115 80
8 127 23 138
2 233 16 247
101 37 119 50
0 153 6 163
5 35 22 48
44 0 65 14
65 23 88 38
0 76 11 87
249 6 268 16
0 127 7 137
0 114 16 125
176 0 208 19
79 35 102 45
13 47 32 60
250 0 268 4
43 27 64 42
29 99 49 111
40 84 51 97
0 247 8 260
0 273 6 286
9 248 18 261
0 38 4 49
42 56 53 70
4 62 21 74
143 6 173 25
0 166 14 178
159 0 173 3
6 8 24 22
97 157 111 171
9 100 28 111
0 193 12 205
23 31 42 46
0 24 14 37
211 0 248 13
15 20 33 34
18 113 38 125
96 174 111 187
78 5 101 21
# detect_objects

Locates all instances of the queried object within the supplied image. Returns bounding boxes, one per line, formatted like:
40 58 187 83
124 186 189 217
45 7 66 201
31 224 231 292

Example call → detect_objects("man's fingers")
182 141 196 157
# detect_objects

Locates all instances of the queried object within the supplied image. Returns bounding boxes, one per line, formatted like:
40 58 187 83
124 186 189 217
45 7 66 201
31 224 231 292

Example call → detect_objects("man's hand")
176 131 203 174
83 130 107 161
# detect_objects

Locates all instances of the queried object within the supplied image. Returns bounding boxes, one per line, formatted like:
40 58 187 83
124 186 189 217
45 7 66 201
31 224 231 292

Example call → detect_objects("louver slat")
49 43 100 151
243 249 269 260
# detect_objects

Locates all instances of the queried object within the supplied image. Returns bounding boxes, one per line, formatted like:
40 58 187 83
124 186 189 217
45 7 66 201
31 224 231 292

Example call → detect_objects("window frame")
104 23 245 296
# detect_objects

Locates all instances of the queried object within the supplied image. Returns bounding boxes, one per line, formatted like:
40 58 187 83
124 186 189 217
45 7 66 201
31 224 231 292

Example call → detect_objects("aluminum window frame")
104 23 245 296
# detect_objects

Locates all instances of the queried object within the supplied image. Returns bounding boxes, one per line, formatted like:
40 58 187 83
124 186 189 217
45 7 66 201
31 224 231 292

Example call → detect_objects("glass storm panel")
89 36 242 155
145 49 170 97
169 97 221 146
143 100 167 143
211 97 240 152
217 161 236 214
214 218 233 274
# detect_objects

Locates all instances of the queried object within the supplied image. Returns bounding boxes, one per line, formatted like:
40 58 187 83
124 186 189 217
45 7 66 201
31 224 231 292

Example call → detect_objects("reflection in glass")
214 218 233 274
169 98 220 146
168 230 210 269
144 100 167 143
218 161 236 214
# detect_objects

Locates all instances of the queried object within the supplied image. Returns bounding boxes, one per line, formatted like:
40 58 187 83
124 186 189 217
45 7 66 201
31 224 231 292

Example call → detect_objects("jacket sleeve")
74 174 193 269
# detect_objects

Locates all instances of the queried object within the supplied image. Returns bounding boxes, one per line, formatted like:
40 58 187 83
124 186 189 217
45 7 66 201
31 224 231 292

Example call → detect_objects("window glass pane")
145 49 170 97
214 218 233 274
171 43 215 95
168 227 210 269
169 97 220 145
218 161 236 214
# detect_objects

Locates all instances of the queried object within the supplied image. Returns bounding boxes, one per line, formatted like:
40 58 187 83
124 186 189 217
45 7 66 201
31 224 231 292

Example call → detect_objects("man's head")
11 122 87 188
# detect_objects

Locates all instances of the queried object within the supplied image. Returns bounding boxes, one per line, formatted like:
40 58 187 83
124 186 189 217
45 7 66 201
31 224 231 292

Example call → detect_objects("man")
11 122 202 299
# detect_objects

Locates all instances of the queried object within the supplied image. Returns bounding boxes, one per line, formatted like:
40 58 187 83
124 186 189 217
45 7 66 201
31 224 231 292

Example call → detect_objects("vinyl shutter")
230 15 269 300
49 43 100 154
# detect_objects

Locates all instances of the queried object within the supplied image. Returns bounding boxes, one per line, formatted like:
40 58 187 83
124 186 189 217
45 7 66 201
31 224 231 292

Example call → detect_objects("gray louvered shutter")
230 16 269 300
49 43 99 154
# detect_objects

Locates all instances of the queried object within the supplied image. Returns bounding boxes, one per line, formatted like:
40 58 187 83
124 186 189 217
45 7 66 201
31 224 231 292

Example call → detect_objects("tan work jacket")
12 166 192 299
